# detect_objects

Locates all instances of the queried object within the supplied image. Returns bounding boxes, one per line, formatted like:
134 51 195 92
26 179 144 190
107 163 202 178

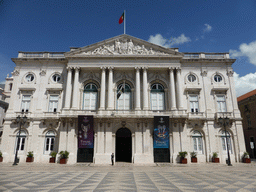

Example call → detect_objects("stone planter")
49 157 56 163
212 158 219 163
0 157 3 162
60 158 67 164
26 157 34 162
243 158 251 163
191 157 197 163
180 157 187 164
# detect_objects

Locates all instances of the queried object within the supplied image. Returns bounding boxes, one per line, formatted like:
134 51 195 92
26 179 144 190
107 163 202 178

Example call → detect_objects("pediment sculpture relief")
81 39 170 55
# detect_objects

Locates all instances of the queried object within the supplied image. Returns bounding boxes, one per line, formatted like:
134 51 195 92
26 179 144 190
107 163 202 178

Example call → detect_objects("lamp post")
218 116 232 166
13 113 27 165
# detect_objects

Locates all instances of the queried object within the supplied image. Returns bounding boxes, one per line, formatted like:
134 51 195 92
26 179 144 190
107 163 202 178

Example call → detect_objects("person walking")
111 153 114 166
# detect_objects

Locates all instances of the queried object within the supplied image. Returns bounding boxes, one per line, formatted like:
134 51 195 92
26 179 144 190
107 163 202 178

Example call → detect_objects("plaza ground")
0 162 256 191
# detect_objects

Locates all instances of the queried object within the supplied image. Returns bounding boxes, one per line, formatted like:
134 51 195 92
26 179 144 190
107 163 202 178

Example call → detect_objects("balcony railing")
18 52 65 58
184 53 229 59
188 112 205 119
215 112 233 120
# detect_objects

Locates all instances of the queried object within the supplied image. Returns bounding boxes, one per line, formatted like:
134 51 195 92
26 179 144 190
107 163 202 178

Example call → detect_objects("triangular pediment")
65 34 183 57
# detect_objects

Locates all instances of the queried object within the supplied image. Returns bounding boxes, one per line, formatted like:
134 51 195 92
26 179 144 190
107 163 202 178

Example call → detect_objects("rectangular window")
21 95 31 112
83 92 97 110
193 137 203 154
48 95 59 112
247 115 252 127
151 92 164 110
16 137 26 151
217 95 226 112
221 137 232 153
189 95 199 112
44 137 55 154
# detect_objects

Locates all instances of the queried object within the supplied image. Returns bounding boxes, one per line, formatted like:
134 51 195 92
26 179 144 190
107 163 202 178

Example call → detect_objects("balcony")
215 112 234 122
187 112 205 120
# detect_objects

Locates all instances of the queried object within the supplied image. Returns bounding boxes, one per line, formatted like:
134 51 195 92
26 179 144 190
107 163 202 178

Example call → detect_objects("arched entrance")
116 128 132 162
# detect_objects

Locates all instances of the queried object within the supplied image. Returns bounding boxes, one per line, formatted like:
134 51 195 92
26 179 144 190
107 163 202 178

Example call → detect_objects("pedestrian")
111 153 114 166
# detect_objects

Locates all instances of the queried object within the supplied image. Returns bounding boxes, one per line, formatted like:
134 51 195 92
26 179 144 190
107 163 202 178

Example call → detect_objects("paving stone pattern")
1 164 256 191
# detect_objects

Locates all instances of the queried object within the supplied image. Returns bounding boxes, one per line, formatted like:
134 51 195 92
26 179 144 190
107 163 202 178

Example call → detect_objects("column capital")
108 66 114 70
176 67 181 72
74 67 80 71
142 66 148 70
67 66 73 71
100 66 107 71
135 67 141 71
169 67 175 71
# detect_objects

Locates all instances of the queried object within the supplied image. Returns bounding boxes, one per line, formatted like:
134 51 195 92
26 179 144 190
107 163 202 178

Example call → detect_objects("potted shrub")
0 151 3 162
190 151 197 163
49 151 57 163
242 152 251 163
178 151 188 164
26 151 34 162
59 150 69 164
212 152 219 163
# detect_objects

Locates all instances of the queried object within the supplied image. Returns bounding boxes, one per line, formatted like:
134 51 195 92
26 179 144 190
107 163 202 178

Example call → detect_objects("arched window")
221 130 232 153
44 131 55 154
192 131 203 154
83 83 98 110
15 130 27 152
150 83 165 110
117 83 131 110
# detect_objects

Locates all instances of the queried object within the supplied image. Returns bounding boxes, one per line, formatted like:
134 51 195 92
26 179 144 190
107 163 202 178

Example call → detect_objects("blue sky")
1 0 256 96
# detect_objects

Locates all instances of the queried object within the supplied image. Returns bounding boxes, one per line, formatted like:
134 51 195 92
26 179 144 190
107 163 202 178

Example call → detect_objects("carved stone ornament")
81 39 169 56
11 69 20 76
227 70 234 77
39 69 46 76
201 70 207 77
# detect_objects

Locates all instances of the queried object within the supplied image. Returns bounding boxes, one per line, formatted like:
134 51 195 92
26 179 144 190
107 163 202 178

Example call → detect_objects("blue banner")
78 116 94 148
153 116 169 148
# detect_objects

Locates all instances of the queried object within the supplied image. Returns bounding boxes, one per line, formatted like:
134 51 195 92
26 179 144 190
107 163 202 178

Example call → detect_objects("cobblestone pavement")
1 162 256 192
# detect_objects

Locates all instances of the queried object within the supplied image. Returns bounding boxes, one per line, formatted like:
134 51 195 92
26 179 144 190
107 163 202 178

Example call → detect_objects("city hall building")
1 34 246 164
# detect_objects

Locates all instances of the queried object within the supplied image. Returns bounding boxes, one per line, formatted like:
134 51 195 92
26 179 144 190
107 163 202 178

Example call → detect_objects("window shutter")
90 92 97 110
158 93 164 110
151 93 157 110
83 93 90 109
124 93 130 110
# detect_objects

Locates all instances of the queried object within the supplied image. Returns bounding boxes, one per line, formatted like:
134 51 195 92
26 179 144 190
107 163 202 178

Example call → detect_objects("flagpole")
124 10 126 34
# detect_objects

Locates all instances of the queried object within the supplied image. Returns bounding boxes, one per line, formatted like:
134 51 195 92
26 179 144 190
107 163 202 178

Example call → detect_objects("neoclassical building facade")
1 34 246 164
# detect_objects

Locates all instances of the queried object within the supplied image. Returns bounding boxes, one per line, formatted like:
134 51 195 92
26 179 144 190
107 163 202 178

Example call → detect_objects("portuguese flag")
119 12 124 24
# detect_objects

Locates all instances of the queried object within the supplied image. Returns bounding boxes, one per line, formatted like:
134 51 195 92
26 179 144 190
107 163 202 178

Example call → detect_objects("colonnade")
63 66 184 111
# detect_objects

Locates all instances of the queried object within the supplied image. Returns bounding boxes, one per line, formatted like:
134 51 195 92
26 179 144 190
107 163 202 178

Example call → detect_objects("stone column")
107 67 114 110
169 67 177 110
142 67 149 110
72 67 80 109
176 68 183 109
99 67 106 110
135 67 141 110
64 67 73 109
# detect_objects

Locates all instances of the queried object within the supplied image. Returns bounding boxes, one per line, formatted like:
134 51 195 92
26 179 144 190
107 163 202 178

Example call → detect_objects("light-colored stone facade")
0 34 246 164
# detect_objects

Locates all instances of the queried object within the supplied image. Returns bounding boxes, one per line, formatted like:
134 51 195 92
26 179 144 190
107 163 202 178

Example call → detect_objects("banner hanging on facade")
78 115 94 148
153 116 169 148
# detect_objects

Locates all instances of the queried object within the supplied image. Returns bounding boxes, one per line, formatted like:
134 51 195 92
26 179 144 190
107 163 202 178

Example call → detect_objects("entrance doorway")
116 128 132 162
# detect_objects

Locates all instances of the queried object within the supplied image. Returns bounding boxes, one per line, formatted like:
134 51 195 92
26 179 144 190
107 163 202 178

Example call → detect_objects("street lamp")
13 113 27 165
218 116 232 166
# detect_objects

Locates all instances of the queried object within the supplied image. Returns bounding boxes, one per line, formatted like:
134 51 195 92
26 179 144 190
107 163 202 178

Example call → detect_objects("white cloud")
230 41 256 65
203 24 212 32
148 34 191 48
234 72 256 97
171 34 191 46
